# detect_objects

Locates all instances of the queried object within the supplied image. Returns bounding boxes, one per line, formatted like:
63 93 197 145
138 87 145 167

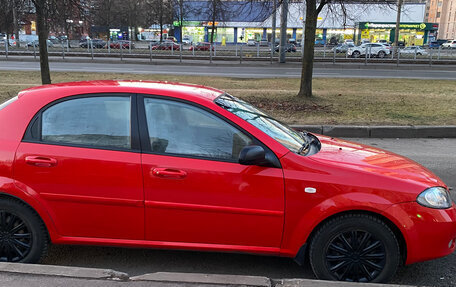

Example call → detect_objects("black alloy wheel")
309 214 400 283
324 230 386 282
0 211 32 262
0 199 48 263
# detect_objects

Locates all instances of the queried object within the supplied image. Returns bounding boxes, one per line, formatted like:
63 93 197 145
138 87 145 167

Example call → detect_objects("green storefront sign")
359 22 438 31
173 21 201 27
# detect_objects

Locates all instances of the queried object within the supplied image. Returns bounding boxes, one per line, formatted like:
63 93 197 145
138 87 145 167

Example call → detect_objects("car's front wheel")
352 51 360 58
378 51 386 58
309 213 400 283
0 198 48 263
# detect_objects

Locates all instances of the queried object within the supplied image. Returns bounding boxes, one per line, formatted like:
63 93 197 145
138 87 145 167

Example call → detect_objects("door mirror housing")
239 145 267 166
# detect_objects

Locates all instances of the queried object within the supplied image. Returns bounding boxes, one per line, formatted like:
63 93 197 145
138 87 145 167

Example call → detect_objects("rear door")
14 94 144 240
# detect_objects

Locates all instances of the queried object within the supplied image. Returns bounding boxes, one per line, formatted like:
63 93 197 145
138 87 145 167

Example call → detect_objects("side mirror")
239 145 266 166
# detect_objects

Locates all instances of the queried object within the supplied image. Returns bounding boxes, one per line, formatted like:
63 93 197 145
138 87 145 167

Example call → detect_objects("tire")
309 214 400 283
378 51 386 58
352 51 360 58
0 198 48 263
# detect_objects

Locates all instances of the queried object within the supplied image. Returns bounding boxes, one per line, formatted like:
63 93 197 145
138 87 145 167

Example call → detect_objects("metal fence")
2 39 456 65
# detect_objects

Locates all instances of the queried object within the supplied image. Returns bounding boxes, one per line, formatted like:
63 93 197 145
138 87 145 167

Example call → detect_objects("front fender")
280 192 398 257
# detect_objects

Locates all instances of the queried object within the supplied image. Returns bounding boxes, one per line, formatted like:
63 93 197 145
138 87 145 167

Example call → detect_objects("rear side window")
41 96 131 149
0 96 18 111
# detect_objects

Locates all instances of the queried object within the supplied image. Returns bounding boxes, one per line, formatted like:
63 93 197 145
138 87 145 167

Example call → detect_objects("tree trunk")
298 0 318 98
210 0 216 44
159 0 163 43
394 0 404 48
12 3 20 48
271 0 277 51
278 0 288 63
179 0 184 43
35 0 51 85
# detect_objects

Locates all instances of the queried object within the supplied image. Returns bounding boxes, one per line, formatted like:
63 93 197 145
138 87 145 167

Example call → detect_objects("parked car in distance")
182 36 192 45
79 39 106 48
110 40 134 49
247 39 256 46
429 39 448 48
274 43 297 52
189 42 214 51
151 42 180 51
376 39 388 44
399 46 428 56
259 40 269 46
332 43 355 53
0 80 455 284
26 39 54 47
442 39 456 48
314 38 325 46
344 39 354 45
347 43 391 58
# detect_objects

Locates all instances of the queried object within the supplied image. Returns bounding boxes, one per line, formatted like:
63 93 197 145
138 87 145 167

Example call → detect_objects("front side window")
41 96 131 149
144 98 252 160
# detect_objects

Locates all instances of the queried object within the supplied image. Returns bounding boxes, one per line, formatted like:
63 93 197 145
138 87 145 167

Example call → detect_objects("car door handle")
25 156 58 167
152 168 187 179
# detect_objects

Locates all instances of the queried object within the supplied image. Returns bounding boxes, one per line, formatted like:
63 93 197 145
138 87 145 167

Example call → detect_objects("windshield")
215 94 305 153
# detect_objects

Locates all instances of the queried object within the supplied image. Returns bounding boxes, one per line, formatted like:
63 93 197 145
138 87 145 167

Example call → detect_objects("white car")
347 43 391 58
182 36 192 45
399 46 428 56
247 39 256 46
441 39 456 48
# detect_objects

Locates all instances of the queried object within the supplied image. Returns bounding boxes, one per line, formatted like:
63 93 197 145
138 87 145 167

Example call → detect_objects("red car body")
189 42 214 51
0 81 455 282
152 42 180 51
110 41 133 49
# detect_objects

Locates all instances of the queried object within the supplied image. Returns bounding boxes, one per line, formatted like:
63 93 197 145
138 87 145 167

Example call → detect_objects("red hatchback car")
0 81 455 283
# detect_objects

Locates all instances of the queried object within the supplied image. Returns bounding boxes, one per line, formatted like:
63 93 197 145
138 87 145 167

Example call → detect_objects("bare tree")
298 0 396 98
30 0 86 84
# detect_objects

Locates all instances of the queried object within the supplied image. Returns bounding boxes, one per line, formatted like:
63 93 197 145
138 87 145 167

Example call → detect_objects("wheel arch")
294 209 407 266
0 190 58 242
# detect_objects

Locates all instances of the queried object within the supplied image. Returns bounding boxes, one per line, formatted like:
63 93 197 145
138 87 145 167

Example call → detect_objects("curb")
291 125 456 138
131 272 271 286
0 263 415 287
274 279 414 287
0 262 129 281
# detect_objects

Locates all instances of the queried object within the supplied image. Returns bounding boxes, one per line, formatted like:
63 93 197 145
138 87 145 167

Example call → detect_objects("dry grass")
1 71 455 125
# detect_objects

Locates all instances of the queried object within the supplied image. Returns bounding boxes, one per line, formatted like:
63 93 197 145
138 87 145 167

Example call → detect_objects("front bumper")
383 201 456 265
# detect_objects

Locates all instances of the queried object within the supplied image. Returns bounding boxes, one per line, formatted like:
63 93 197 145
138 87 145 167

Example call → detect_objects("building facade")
171 2 435 46
425 0 456 39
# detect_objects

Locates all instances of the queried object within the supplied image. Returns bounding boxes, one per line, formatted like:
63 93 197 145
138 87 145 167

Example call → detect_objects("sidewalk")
0 263 412 287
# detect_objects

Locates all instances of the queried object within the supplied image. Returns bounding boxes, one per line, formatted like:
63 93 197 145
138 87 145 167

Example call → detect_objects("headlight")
417 187 452 209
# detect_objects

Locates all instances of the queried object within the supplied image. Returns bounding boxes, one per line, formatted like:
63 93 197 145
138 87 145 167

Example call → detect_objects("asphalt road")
41 138 456 287
1 59 456 80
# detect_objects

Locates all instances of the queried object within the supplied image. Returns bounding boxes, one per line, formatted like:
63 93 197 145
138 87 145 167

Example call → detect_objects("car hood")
308 135 445 188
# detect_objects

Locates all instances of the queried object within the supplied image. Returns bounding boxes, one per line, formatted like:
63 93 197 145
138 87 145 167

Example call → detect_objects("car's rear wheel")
0 198 48 263
309 214 400 283
352 51 360 58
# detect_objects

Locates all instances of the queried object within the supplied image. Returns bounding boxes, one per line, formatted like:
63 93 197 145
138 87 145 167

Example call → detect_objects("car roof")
19 80 224 104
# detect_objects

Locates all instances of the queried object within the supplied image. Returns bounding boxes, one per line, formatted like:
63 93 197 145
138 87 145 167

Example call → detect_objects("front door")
140 96 284 249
